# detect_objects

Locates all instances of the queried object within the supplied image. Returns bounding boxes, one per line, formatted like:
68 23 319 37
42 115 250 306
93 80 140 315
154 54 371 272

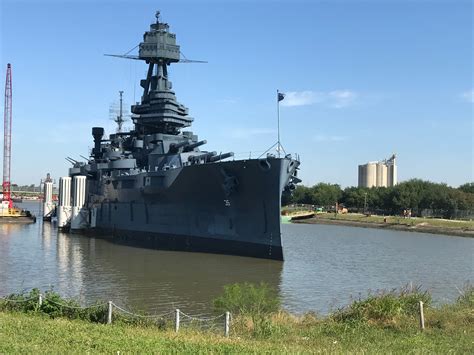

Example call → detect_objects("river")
0 201 472 315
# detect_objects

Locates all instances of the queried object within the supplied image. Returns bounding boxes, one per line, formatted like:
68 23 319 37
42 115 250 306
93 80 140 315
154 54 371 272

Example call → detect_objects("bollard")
38 293 43 307
175 309 180 333
224 311 230 337
107 301 113 324
419 301 425 331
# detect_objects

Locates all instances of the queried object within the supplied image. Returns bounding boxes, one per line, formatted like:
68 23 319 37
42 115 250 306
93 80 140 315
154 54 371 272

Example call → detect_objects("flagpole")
277 89 280 158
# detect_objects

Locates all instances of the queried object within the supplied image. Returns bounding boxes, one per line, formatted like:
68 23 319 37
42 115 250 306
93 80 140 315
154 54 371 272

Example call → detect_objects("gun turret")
208 152 234 162
188 151 217 164
183 140 207 152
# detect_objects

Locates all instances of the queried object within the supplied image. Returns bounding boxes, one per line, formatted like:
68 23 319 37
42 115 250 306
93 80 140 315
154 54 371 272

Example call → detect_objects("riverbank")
293 213 474 237
0 310 464 353
1 287 472 353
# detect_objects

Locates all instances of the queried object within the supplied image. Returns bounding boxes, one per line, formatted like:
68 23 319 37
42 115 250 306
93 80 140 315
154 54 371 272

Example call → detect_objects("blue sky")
0 0 472 187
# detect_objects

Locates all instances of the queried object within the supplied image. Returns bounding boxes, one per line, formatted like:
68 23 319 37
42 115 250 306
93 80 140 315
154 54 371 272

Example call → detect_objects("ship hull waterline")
79 227 283 260
70 158 297 261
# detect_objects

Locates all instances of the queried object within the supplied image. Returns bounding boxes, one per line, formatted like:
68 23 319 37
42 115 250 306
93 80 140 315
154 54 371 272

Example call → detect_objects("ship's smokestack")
92 127 104 159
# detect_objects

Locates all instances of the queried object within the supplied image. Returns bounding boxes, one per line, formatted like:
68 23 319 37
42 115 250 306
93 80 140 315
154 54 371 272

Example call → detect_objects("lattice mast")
3 64 12 208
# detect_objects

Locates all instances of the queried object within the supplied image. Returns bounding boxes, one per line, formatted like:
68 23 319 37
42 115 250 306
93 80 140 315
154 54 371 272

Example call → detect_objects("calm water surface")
0 202 472 315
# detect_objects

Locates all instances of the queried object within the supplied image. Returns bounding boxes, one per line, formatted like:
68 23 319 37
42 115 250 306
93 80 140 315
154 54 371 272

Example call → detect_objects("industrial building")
358 154 397 188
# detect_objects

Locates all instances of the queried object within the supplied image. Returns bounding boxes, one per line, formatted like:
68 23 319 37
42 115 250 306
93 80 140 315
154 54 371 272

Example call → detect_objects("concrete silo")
386 154 397 187
358 154 397 188
358 162 377 188
376 162 388 187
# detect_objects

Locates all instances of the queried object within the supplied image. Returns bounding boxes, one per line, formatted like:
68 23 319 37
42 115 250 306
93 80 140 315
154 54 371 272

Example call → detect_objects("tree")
458 183 474 194
310 183 342 207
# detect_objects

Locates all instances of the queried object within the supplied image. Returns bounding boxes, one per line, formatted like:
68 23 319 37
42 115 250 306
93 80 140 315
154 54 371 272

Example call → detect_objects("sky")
0 0 472 187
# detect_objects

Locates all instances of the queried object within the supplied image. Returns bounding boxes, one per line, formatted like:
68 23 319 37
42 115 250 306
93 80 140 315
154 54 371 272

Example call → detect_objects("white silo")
386 154 397 187
42 181 54 219
376 162 388 187
358 163 377 188
366 162 377 188
57 177 72 229
71 175 88 230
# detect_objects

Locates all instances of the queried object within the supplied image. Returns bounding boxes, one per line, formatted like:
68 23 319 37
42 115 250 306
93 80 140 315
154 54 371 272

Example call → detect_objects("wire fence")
0 294 231 336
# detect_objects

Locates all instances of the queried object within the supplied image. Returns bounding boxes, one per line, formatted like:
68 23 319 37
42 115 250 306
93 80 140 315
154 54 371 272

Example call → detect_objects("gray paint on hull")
88 158 290 259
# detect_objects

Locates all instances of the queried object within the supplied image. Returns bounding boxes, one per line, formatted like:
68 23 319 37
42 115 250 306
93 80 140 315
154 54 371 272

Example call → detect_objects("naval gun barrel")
188 151 217 163
208 152 234 162
183 140 207 152
169 139 190 152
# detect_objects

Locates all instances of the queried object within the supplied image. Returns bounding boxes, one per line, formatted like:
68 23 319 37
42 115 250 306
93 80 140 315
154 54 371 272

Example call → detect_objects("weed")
332 285 431 324
213 282 280 317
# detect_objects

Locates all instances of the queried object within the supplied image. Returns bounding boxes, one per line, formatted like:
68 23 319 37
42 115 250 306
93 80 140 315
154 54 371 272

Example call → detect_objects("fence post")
224 311 230 337
419 301 425 331
38 293 43 307
107 301 113 324
175 309 180 333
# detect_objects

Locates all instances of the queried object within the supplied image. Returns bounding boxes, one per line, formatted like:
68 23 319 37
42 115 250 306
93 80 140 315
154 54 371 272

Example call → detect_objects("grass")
0 285 472 353
308 212 474 231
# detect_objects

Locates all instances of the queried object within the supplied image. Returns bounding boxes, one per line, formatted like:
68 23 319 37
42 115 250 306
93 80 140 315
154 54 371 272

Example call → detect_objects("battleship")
61 12 300 260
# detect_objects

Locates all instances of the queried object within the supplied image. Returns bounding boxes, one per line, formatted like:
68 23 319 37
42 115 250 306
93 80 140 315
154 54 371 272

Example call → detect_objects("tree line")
284 180 474 219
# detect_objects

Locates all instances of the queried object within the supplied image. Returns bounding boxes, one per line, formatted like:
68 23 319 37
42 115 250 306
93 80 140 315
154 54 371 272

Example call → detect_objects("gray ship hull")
87 157 296 260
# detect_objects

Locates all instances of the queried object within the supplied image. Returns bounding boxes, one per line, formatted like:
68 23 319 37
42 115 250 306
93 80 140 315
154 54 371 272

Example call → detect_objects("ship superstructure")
61 12 300 260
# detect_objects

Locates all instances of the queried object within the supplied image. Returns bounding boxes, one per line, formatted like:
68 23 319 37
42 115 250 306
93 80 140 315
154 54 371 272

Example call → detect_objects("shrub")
0 288 107 323
213 282 280 317
455 284 473 308
333 285 431 324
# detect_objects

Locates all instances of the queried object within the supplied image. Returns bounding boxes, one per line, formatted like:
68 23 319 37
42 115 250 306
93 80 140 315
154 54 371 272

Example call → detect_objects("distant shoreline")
293 216 474 238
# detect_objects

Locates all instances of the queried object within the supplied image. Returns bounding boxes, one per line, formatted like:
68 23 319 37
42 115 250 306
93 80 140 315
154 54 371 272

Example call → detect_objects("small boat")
281 210 315 223
289 211 315 221
0 201 36 223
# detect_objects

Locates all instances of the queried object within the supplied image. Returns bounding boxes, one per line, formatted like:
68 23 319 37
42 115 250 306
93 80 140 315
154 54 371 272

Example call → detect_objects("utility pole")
364 192 368 214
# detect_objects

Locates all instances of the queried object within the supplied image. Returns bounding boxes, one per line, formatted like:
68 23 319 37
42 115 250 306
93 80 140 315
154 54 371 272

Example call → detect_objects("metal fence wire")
0 294 231 336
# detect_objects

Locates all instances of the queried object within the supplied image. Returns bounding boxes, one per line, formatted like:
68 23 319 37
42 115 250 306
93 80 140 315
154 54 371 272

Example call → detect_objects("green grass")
0 286 472 353
312 212 474 230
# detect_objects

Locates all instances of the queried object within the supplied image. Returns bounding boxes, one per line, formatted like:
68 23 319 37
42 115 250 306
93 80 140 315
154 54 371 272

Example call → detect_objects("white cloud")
230 127 276 139
281 90 358 108
461 90 474 103
280 91 323 107
328 90 358 108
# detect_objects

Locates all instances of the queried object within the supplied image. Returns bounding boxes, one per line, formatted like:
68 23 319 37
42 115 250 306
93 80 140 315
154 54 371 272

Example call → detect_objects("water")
0 201 472 315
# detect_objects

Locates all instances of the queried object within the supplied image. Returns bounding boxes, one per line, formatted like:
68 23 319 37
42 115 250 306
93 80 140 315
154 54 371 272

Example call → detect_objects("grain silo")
358 162 377 188
358 154 397 188
386 154 397 187
376 162 388 187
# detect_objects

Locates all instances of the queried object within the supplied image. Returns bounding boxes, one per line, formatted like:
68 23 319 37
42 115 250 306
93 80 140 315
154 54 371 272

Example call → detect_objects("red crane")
3 64 12 208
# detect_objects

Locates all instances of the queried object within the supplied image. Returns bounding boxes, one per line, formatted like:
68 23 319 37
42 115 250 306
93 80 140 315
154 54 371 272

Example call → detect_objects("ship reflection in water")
1 202 472 315
2 210 281 315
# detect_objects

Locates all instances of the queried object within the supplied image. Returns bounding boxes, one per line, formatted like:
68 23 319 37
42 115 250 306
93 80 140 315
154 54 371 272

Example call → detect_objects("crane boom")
3 64 12 208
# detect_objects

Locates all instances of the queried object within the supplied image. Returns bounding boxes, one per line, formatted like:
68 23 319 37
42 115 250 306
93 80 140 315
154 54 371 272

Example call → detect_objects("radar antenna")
109 91 130 133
